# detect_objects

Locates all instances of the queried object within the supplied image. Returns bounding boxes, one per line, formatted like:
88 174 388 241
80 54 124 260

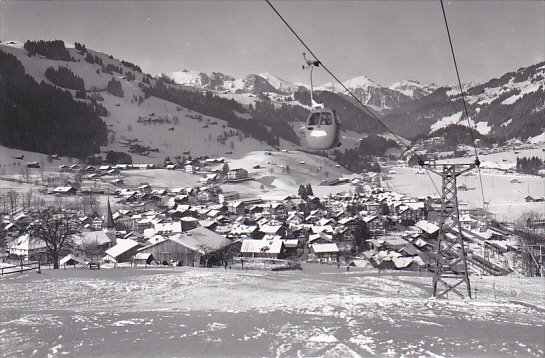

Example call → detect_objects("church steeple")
104 198 115 229
103 198 116 245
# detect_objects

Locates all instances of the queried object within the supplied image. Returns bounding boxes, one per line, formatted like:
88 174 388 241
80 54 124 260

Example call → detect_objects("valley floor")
1 265 543 357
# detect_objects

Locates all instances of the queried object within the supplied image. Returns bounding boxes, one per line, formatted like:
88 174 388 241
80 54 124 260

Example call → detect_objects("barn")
137 227 232 267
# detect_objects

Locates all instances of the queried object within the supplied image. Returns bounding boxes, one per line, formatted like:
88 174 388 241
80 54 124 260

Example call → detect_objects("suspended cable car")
298 53 341 150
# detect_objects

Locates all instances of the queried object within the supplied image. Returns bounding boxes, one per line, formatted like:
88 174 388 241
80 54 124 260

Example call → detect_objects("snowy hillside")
0 41 282 163
389 80 437 99
382 61 545 142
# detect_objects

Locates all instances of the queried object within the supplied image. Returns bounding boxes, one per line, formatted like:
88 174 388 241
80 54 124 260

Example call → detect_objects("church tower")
103 198 117 245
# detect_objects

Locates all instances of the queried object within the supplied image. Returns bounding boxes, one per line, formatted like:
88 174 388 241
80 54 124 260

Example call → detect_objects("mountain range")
164 70 437 112
0 39 543 166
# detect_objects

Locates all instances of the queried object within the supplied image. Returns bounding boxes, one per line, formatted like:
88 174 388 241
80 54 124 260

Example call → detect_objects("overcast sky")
1 1 543 86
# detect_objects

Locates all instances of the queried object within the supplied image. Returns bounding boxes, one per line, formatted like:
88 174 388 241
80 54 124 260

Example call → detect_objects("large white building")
227 168 248 181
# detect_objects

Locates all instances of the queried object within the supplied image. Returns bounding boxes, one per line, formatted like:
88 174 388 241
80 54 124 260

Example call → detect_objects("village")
1 149 540 278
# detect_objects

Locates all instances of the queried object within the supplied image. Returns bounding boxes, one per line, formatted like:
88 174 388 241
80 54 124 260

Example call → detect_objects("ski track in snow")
0 266 544 357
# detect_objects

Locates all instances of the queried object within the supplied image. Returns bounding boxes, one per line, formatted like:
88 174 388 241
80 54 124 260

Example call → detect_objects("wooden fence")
0 261 41 276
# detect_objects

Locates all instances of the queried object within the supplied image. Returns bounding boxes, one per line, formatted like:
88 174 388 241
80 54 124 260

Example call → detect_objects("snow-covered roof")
105 239 140 259
311 243 339 254
240 239 284 254
60 254 87 266
7 234 46 250
73 231 112 246
416 220 440 235
309 232 333 243
167 227 231 254
259 225 284 235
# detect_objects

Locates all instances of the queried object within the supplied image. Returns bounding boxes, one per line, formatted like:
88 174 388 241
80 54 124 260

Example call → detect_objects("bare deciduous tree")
29 210 80 269
6 190 19 214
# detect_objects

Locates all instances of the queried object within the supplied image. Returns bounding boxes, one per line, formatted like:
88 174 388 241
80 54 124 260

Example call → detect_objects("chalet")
53 186 77 195
7 234 47 260
185 165 198 174
392 256 425 270
310 243 339 260
229 201 246 216
362 215 385 235
282 239 299 257
398 207 418 223
259 224 288 239
3 222 20 239
230 224 259 239
309 232 333 244
270 202 287 218
227 168 249 181
218 191 240 204
181 216 199 231
338 216 360 231
197 189 214 203
240 239 286 259
415 220 439 240
152 221 182 236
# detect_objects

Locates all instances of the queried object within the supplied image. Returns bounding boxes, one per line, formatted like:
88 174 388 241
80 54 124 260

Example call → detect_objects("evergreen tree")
106 78 124 97
45 66 85 91
24 40 72 61
0 50 107 157
298 184 307 199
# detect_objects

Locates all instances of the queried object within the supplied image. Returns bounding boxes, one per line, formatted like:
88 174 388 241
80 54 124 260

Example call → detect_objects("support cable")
265 0 442 198
439 0 488 222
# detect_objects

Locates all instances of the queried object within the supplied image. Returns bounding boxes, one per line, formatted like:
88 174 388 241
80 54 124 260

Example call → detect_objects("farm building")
53 186 77 195
104 239 141 263
72 231 114 253
6 234 47 260
240 239 286 259
137 227 232 267
309 243 339 260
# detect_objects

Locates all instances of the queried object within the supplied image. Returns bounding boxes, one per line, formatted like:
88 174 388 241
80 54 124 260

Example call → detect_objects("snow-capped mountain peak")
389 80 438 99
166 69 207 87
343 75 382 89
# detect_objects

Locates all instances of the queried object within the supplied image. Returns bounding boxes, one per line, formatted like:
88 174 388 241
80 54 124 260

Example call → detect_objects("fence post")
20 261 23 274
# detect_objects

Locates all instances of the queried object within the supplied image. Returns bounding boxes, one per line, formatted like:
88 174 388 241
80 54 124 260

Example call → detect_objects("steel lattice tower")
425 162 476 299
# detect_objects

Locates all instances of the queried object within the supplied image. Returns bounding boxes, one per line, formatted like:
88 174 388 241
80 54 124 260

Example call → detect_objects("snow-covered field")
0 266 543 357
386 166 545 222
387 147 545 222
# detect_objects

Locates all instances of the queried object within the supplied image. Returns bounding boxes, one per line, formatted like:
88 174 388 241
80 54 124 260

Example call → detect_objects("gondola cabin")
300 108 341 150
